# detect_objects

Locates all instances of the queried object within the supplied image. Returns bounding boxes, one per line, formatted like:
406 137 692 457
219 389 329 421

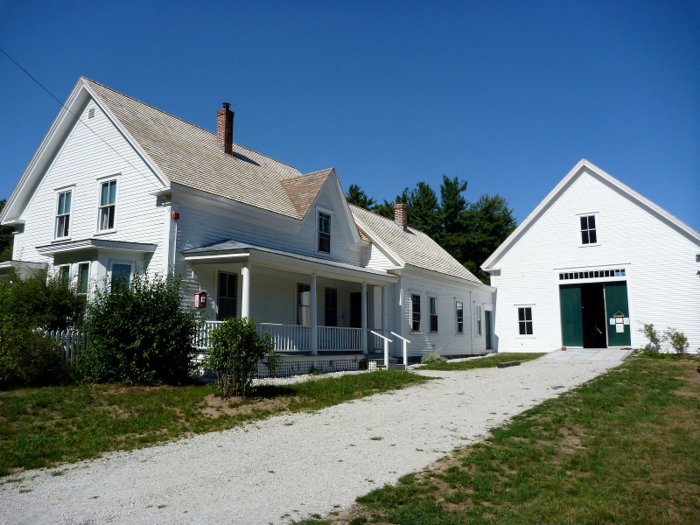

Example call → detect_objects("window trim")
429 296 438 333
517 306 534 337
58 264 70 286
96 175 120 234
317 210 332 254
77 262 90 295
54 188 73 239
578 213 598 246
410 293 421 333
455 300 464 335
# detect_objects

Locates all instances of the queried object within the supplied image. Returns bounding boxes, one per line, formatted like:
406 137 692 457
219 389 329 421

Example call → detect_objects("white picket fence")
45 329 89 363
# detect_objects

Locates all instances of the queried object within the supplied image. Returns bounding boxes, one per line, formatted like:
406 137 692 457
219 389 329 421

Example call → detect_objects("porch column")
241 263 251 319
381 284 388 343
361 282 368 354
310 273 318 356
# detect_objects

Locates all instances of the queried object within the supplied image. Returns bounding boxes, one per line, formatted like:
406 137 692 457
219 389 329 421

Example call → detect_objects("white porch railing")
370 329 386 351
197 321 369 353
318 326 363 351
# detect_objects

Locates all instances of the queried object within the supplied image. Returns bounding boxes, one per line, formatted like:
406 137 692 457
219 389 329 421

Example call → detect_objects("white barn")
482 159 700 354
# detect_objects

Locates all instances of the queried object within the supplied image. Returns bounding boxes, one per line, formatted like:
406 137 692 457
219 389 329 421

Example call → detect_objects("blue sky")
1 0 698 230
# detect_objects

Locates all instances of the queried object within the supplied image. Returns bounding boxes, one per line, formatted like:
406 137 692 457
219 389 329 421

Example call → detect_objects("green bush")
421 348 446 364
0 270 86 331
638 323 662 354
77 272 202 385
664 328 689 357
0 322 68 389
204 317 279 398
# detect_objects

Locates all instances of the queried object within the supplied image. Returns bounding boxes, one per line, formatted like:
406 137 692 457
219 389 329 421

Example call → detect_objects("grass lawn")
0 370 429 477
420 353 545 371
297 356 700 525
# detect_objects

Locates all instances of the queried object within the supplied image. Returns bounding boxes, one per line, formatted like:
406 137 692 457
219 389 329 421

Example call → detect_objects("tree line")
346 177 517 283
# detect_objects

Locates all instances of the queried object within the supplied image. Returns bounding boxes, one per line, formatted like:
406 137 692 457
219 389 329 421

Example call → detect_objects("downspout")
171 211 179 274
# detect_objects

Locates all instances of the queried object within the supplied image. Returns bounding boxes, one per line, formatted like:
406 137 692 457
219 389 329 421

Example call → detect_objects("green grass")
298 356 700 524
420 352 545 371
0 370 428 477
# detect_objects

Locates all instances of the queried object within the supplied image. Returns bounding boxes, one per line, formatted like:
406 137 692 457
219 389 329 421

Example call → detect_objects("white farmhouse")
482 159 700 354
0 77 494 368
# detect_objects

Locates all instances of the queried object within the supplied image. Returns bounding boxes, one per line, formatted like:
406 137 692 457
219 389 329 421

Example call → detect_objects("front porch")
183 239 398 356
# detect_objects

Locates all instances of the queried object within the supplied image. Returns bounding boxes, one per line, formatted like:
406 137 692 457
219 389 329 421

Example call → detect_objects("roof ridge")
81 76 302 175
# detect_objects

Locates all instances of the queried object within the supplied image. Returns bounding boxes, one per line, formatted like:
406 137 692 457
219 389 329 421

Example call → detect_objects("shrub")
0 322 68 389
204 317 279 398
77 272 202 385
664 328 689 357
421 348 446 364
638 323 662 354
0 270 86 331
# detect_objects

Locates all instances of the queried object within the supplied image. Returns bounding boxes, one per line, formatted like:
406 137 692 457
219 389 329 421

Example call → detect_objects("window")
99 180 117 231
58 266 70 286
411 294 421 331
218 272 237 320
518 307 533 335
318 212 331 253
324 288 338 326
111 263 131 293
297 284 311 325
580 215 597 244
77 263 90 294
456 301 464 334
429 297 438 333
55 190 71 238
476 305 482 336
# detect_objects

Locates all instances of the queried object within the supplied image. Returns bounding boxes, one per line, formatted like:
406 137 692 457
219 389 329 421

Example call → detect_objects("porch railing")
260 323 311 352
318 326 363 351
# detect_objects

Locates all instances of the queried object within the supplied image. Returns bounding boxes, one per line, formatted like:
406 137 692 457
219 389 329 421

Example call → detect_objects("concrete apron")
539 347 634 362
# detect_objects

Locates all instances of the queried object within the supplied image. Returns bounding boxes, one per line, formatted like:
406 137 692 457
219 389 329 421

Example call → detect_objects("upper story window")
518 307 533 335
429 297 438 333
411 294 421 332
99 180 117 231
55 190 72 239
456 301 464 334
580 215 597 244
318 212 331 253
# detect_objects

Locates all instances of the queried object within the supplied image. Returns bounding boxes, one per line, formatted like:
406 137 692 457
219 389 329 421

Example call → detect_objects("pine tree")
345 184 376 210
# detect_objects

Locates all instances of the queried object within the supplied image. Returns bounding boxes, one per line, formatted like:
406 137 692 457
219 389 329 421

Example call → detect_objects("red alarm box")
194 290 207 308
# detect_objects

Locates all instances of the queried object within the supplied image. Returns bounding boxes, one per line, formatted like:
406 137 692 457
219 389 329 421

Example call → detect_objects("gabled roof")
482 159 700 271
82 78 332 220
349 204 483 283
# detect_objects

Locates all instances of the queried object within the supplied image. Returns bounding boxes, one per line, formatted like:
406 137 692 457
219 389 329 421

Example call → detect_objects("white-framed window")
580 215 597 245
297 283 312 326
518 307 533 335
217 272 238 320
456 301 464 334
476 305 482 336
318 212 331 253
77 262 90 294
410 294 421 332
98 179 117 231
429 296 438 333
111 262 131 293
55 190 72 239
58 265 70 286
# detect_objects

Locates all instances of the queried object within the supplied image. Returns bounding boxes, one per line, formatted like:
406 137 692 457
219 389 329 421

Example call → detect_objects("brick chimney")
217 103 234 154
394 203 408 231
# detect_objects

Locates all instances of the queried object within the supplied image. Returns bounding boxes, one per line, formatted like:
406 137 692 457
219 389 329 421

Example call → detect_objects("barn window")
518 307 533 335
580 215 597 244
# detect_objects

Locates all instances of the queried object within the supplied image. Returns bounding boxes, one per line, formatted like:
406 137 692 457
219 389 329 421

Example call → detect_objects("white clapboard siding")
490 168 700 353
13 99 167 272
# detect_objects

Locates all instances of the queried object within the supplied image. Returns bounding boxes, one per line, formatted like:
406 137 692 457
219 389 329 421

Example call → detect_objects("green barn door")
605 282 631 346
560 285 583 347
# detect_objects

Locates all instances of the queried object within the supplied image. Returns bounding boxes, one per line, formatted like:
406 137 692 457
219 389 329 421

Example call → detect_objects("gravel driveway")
0 360 619 525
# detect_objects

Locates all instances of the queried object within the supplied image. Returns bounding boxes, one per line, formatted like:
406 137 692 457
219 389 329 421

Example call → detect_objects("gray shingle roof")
349 204 482 283
84 78 326 219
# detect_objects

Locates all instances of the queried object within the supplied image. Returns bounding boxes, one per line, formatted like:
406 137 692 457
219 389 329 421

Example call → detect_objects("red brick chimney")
217 103 234 154
394 203 408 231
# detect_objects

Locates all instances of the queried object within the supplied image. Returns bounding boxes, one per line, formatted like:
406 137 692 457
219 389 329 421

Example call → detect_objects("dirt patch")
198 394 290 418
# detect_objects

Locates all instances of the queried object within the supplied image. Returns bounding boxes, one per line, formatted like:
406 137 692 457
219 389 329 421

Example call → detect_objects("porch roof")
36 238 158 256
182 239 398 284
